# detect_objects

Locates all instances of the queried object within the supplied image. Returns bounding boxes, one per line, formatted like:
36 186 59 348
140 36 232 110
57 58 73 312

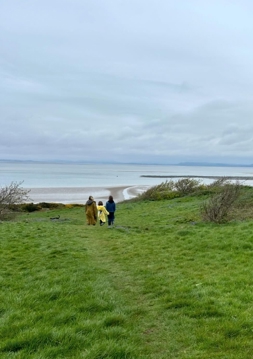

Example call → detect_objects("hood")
86 200 94 205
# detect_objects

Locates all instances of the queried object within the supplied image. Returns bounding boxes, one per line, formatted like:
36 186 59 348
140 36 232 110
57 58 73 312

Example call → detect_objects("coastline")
27 173 253 204
29 185 150 204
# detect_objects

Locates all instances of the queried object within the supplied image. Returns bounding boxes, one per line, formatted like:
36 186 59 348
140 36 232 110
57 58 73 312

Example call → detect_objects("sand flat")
29 185 150 204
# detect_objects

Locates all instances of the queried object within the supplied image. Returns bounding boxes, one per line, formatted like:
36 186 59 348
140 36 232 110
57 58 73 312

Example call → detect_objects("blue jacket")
106 201 116 212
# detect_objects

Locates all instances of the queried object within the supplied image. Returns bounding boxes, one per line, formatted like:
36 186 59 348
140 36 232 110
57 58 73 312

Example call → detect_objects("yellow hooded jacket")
97 205 109 223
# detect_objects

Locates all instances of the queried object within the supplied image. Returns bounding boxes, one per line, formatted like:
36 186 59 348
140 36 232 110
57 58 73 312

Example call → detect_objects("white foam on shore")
122 188 132 200
123 185 150 200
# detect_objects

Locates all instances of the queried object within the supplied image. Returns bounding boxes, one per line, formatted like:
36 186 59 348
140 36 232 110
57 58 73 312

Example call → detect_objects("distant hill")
0 159 253 167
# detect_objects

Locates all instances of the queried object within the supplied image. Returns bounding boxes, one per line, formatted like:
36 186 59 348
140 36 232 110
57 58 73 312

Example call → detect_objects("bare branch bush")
200 181 241 223
0 181 31 220
207 177 231 190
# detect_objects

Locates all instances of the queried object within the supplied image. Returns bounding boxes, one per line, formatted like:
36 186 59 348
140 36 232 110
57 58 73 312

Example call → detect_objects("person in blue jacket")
105 195 116 227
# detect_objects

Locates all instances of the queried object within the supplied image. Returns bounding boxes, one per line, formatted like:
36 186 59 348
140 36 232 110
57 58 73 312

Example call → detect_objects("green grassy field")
1 195 253 358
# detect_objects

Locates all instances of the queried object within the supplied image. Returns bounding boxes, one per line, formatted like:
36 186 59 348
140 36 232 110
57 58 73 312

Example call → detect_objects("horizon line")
0 159 253 167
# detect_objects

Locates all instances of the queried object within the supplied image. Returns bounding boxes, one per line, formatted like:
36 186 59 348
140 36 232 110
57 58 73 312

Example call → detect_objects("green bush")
39 202 62 209
174 178 201 195
22 203 41 212
136 179 205 201
137 181 176 201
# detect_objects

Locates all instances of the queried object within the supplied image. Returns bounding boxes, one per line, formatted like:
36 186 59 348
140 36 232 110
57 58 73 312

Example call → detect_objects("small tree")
0 181 31 220
200 181 241 223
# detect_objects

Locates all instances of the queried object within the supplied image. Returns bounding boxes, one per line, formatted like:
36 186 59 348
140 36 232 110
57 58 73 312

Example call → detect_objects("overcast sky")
1 0 253 164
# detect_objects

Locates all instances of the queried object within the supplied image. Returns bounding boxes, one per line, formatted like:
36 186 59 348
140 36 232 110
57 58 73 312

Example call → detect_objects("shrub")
39 202 60 209
64 204 84 209
174 178 201 195
137 181 176 201
200 181 241 223
135 179 207 201
0 181 31 220
207 177 230 189
22 203 41 212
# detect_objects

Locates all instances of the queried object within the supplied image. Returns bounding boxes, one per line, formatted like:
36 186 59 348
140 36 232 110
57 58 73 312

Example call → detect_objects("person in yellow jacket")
85 196 97 225
97 201 109 226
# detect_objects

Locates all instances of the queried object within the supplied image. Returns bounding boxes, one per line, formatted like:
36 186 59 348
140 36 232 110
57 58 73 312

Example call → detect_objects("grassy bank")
1 194 253 358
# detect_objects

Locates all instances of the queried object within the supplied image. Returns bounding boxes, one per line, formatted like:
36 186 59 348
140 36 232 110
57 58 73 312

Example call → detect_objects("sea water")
1 162 253 188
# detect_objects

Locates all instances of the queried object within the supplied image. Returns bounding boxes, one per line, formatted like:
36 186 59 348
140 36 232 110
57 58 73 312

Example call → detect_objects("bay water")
1 162 253 188
1 162 253 203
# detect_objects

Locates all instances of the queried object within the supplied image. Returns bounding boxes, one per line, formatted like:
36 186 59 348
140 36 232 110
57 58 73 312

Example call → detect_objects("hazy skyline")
1 1 253 164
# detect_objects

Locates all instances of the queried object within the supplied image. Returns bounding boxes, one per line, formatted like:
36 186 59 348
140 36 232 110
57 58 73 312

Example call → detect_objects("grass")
1 195 253 358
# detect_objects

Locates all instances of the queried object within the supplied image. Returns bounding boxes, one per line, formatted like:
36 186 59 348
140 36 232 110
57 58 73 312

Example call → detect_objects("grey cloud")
219 126 253 146
1 0 253 163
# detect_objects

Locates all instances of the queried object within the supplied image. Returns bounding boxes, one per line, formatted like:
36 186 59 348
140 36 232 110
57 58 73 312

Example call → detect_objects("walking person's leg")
111 212 115 226
108 212 113 226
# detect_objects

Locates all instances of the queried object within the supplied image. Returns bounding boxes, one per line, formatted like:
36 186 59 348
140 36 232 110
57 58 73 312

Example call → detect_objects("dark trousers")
108 212 115 225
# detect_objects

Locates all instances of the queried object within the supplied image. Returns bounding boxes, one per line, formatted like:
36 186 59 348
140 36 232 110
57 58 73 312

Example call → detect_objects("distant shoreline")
29 185 150 204
140 175 253 180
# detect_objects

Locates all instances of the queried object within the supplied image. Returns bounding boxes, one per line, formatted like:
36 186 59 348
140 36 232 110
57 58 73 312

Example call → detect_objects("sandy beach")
29 185 150 204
